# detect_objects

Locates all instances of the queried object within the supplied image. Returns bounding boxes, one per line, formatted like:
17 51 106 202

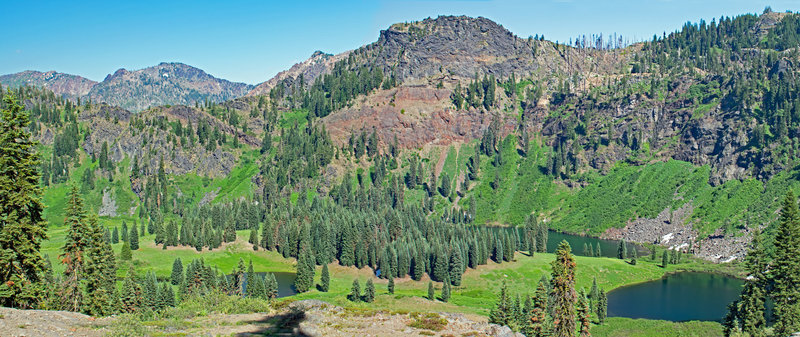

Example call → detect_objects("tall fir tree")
737 230 767 336
349 279 361 302
171 258 184 285
427 281 435 301
364 278 375 303
577 289 591 337
60 186 91 312
320 264 330 292
120 240 132 261
489 280 513 326
441 276 451 303
772 191 800 335
550 240 576 337
597 289 607 324
388 276 395 294
528 279 550 337
0 94 48 309
295 247 315 293
129 223 139 250
82 214 117 316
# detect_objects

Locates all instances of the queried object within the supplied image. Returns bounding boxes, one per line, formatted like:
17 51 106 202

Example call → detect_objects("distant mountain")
0 70 97 99
247 51 349 97
1 63 253 112
88 62 254 112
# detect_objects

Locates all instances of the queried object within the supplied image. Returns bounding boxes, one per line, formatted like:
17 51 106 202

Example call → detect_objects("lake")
236 272 298 298
547 230 648 258
607 272 744 321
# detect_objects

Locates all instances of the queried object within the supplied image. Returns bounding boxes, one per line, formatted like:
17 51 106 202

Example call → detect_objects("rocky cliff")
0 70 97 99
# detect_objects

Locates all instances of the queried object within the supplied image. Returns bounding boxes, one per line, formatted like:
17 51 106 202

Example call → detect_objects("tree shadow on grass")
237 308 309 336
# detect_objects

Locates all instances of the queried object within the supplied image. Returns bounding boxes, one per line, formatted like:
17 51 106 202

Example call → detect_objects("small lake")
235 272 298 298
607 272 744 321
547 230 648 258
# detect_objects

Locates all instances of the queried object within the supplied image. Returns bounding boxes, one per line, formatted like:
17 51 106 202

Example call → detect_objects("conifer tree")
0 94 48 309
249 229 259 250
60 186 91 312
550 240 576 337
320 264 330 292
120 265 141 313
427 281 435 301
597 289 607 324
120 240 132 261
246 260 256 297
388 277 395 294
129 223 139 250
412 252 425 281
737 230 767 336
441 276 451 303
449 249 463 286
589 277 599 313
617 239 627 259
364 278 375 303
489 280 513 325
595 242 601 257
82 214 117 316
171 258 183 285
772 191 800 336
265 273 278 299
349 279 361 302
661 250 669 268
577 289 591 337
112 227 119 244
528 279 550 336
295 247 315 293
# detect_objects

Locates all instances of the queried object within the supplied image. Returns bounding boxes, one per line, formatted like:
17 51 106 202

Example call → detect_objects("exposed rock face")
290 299 524 337
89 62 254 112
98 188 118 217
0 306 110 337
0 70 97 99
247 51 350 97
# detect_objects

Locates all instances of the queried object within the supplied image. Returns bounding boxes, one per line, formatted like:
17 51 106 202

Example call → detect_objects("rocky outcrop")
0 307 111 337
247 51 350 97
290 300 523 337
0 70 96 99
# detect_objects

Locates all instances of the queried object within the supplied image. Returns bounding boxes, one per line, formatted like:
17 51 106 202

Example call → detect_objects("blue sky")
1 0 796 85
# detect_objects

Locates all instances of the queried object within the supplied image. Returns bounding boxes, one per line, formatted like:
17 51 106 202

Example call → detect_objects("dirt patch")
0 307 111 337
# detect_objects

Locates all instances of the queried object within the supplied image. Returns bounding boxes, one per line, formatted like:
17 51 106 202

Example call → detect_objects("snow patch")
660 233 674 244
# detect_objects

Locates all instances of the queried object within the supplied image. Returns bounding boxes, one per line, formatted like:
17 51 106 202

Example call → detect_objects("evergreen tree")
427 281 435 301
120 240 132 260
349 279 361 302
722 301 740 337
441 277 451 303
0 93 48 308
737 230 767 336
595 242 601 257
597 289 607 324
617 239 627 259
449 249 463 286
489 280 513 326
171 258 183 285
528 279 550 336
60 185 91 312
388 277 395 294
364 278 375 303
112 227 119 244
249 229 259 251
295 247 315 293
772 191 800 335
320 264 330 292
661 250 669 268
129 223 139 250
589 277 599 313
577 290 591 337
550 240 576 337
82 214 117 316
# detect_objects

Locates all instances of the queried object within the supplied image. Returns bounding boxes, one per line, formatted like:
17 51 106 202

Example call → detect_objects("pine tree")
0 93 48 309
617 239 627 259
320 264 330 292
60 185 91 312
349 279 361 302
772 191 800 336
550 240 576 337
597 289 607 324
171 258 183 285
449 249 463 286
441 277 451 303
120 240 132 260
388 277 395 294
364 278 375 303
595 242 601 257
737 230 767 336
249 229 259 250
577 289 591 337
489 280 513 325
112 227 119 244
82 214 117 316
528 279 550 336
129 223 139 250
295 247 315 293
246 260 256 297
427 281 435 301
722 301 740 337
661 250 669 268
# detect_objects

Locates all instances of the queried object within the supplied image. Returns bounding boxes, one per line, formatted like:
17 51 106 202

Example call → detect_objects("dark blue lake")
607 272 744 321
